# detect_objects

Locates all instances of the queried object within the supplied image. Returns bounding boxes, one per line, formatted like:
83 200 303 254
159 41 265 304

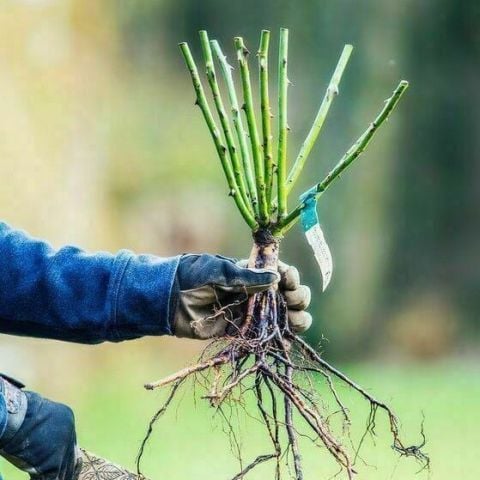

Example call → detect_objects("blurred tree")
385 0 480 347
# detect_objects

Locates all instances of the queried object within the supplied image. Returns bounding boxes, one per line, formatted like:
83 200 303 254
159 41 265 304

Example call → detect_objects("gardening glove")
0 375 80 480
237 259 312 334
171 255 311 339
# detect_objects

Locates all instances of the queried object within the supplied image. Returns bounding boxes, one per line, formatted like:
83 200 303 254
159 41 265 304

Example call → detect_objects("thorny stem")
179 42 258 230
276 28 289 222
235 37 269 225
211 40 258 213
286 44 353 195
258 30 274 213
276 80 409 235
199 31 253 214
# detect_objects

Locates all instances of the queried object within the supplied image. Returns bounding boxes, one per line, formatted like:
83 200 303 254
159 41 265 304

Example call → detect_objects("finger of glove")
278 261 300 291
288 310 313 333
283 285 311 310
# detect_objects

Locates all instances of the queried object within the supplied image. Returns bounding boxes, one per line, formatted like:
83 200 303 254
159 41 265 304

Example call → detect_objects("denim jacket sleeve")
0 222 180 343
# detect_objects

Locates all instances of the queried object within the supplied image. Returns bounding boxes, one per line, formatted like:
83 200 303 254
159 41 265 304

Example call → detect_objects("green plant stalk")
275 80 409 236
235 36 269 225
179 42 258 230
277 28 289 221
285 44 353 196
211 40 259 214
258 30 274 212
199 31 253 214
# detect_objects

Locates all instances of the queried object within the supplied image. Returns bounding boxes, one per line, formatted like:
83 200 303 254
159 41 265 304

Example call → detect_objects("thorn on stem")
328 84 339 96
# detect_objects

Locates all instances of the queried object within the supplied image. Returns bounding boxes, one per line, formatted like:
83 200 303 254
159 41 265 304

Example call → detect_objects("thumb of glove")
229 264 280 294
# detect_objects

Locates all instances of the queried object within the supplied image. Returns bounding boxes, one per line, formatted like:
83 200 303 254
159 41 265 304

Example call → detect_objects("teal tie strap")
299 186 319 232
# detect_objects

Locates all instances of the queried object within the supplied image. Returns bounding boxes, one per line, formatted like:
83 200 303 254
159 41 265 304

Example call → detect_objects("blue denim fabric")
0 396 5 440
0 221 181 440
0 222 180 342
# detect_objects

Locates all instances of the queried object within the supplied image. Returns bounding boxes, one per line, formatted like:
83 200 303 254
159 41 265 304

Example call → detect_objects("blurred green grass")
2 358 479 480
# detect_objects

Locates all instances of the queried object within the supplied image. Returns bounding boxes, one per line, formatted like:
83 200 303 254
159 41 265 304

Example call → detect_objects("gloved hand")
0 376 79 480
171 255 312 339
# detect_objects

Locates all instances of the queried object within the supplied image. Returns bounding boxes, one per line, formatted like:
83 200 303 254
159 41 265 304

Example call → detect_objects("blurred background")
0 0 479 479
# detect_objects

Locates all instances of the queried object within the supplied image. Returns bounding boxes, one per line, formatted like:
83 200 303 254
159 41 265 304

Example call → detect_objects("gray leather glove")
171 255 311 339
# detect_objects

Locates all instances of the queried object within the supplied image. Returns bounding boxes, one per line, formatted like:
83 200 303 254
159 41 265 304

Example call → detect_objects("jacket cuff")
111 251 181 340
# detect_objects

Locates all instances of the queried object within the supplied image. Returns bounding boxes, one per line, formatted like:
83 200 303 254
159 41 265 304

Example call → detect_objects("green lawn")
2 358 479 479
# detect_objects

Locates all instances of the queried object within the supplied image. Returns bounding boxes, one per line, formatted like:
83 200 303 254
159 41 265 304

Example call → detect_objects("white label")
305 224 333 291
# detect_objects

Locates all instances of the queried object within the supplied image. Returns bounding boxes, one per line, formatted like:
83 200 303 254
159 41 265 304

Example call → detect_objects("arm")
0 222 180 344
0 223 312 479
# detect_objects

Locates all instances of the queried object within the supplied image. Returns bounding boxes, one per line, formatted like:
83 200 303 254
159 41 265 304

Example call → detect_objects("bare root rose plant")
137 29 428 480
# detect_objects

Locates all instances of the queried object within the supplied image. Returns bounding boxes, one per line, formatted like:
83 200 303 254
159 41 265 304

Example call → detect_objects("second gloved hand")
171 254 311 339
0 376 79 480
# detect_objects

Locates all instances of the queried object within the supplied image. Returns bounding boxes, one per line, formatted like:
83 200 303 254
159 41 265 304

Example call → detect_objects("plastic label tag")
300 188 333 291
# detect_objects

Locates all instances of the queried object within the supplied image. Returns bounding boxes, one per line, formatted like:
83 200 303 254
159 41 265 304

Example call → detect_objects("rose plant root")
136 232 429 480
